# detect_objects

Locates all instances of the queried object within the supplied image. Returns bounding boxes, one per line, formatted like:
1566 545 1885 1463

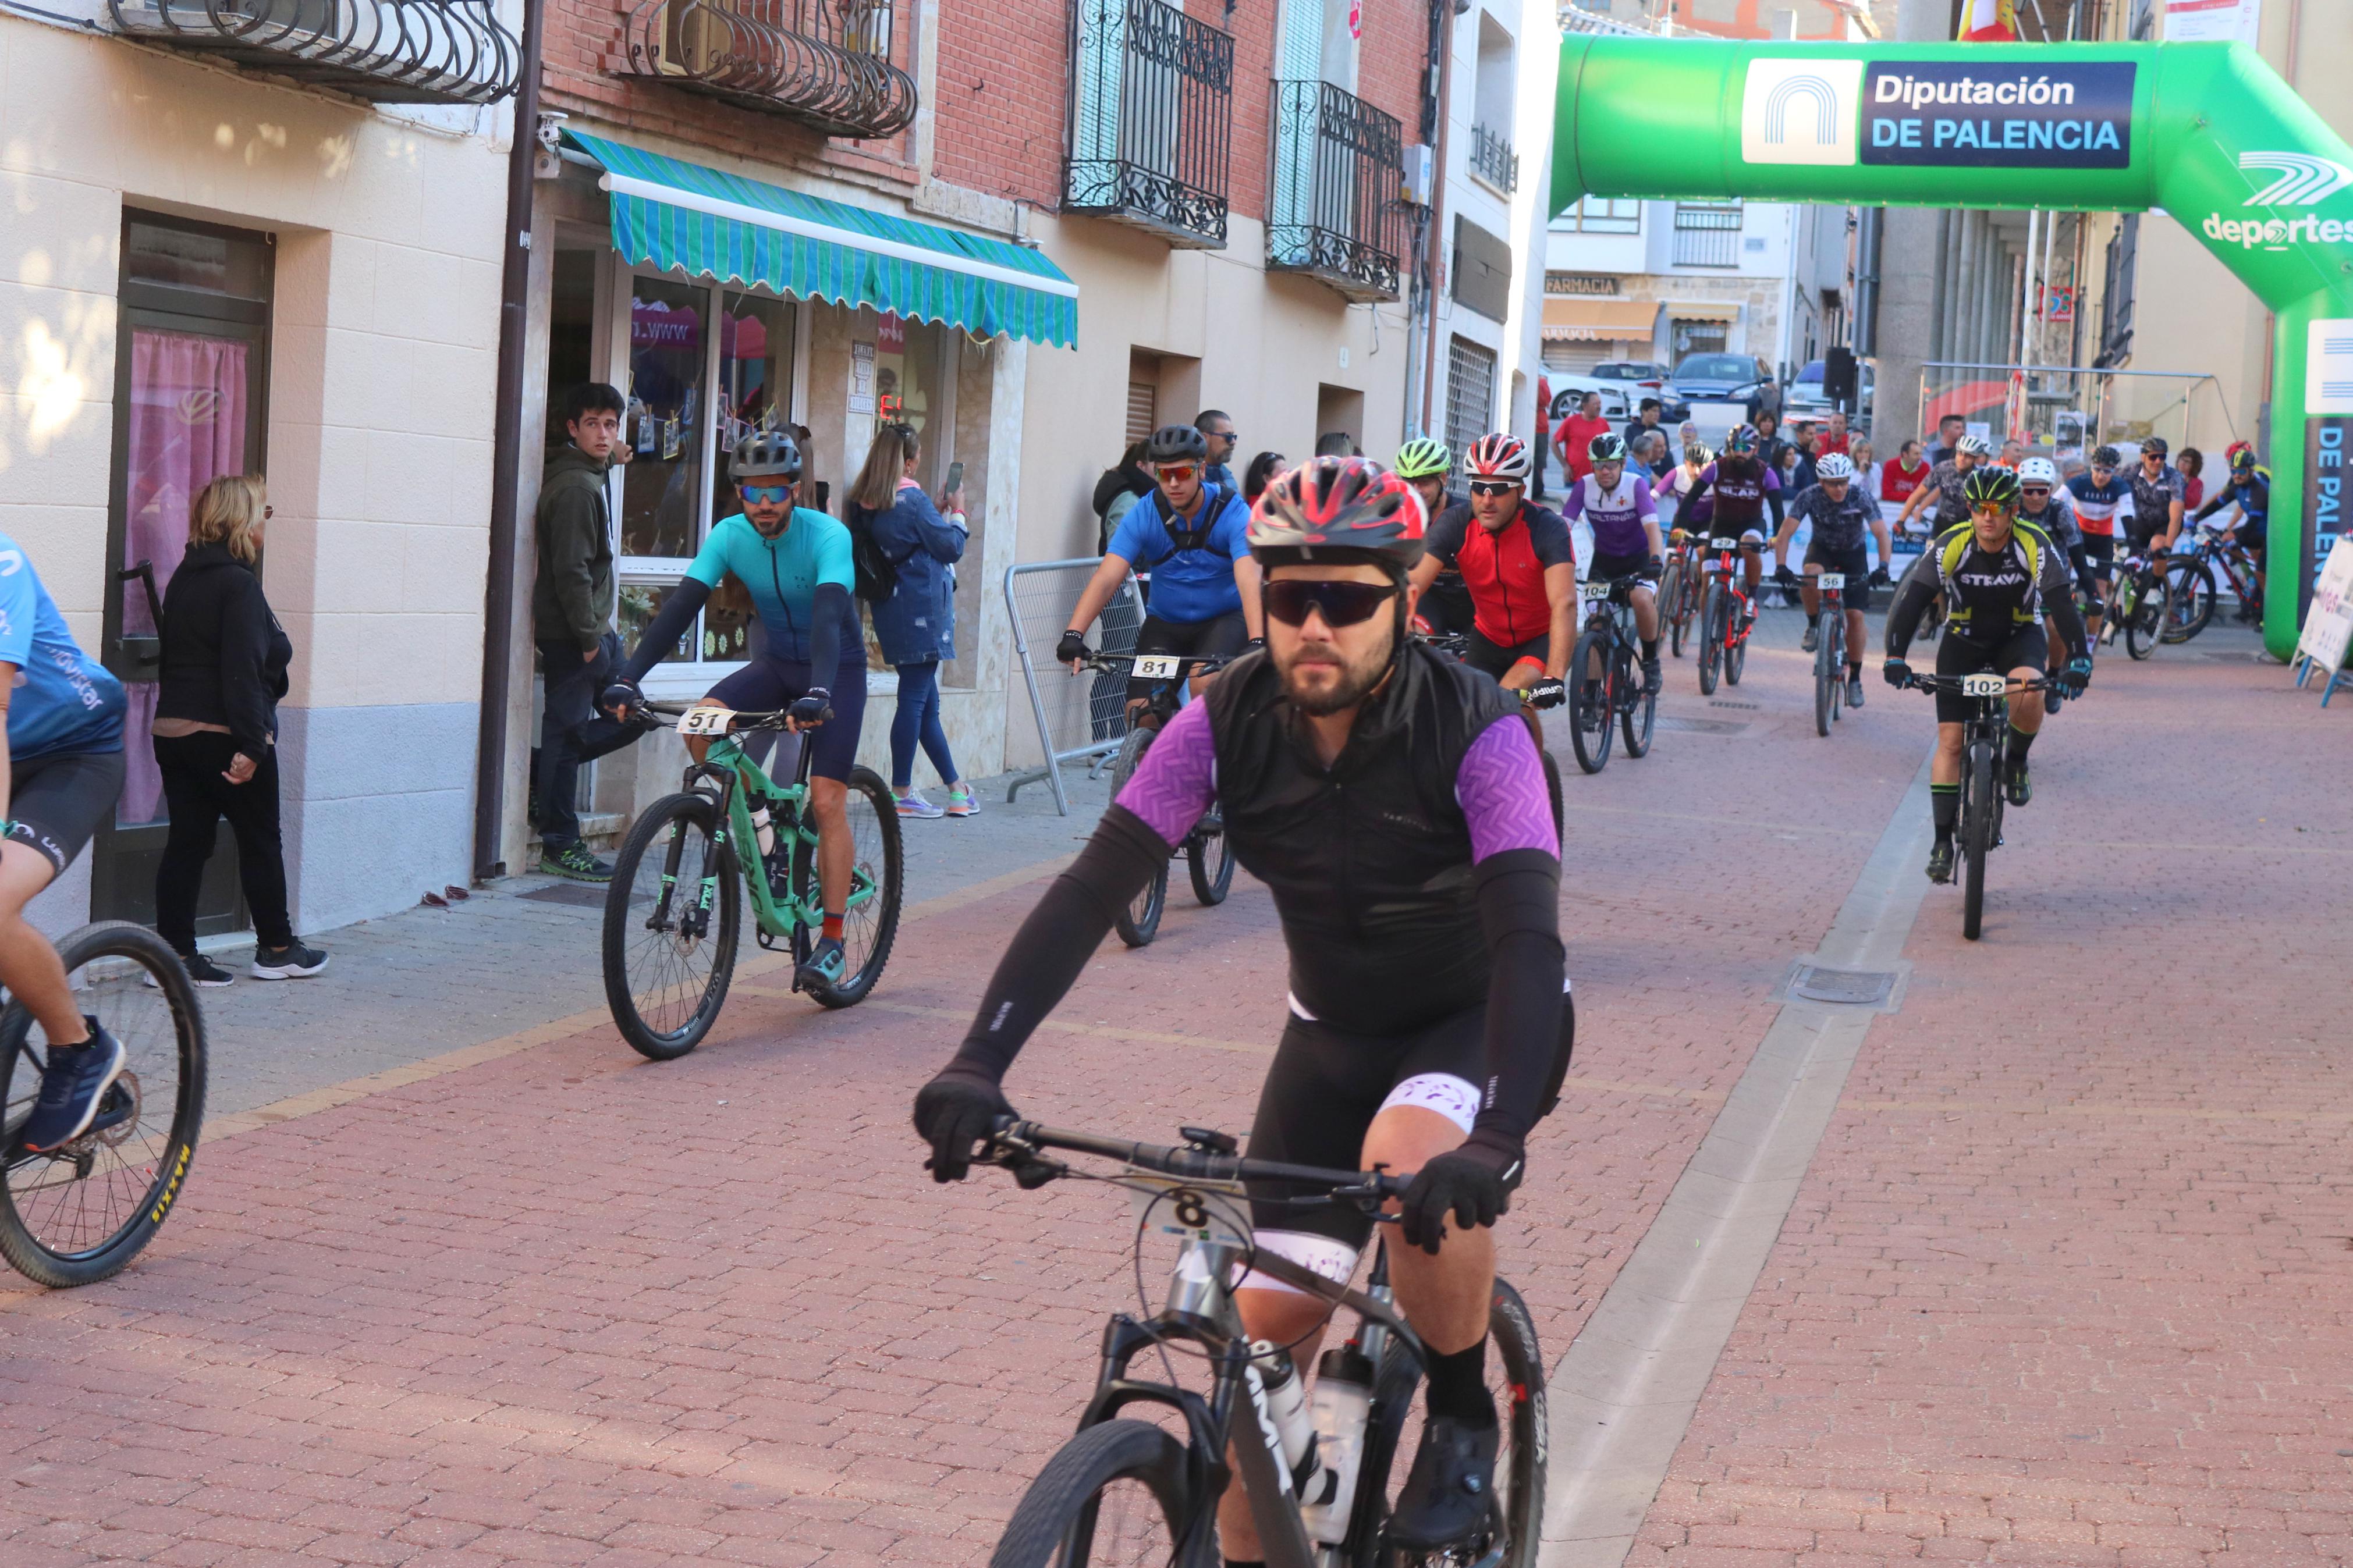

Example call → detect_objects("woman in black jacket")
152 476 325 983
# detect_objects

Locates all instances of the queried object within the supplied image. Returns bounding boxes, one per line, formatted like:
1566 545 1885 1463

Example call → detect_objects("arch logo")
1741 59 1863 167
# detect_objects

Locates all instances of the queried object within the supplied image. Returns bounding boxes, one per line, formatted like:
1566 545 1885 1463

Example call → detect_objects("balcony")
1467 122 1518 195
617 0 917 139
1063 0 1233 248
108 0 518 104
1672 203 1742 268
1268 80 1403 303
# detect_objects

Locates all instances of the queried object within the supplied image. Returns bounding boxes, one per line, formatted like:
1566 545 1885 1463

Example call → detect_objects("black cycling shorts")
1587 549 1658 591
1241 996 1575 1255
8 748 125 878
1129 611 1249 702
705 653 868 783
2126 518 2173 552
1803 539 1871 586
1465 628 1551 681
2077 535 2115 586
1931 627 2049 724
1416 573 1476 638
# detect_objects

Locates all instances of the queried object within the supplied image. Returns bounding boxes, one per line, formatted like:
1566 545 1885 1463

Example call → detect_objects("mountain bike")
1897 672 2056 942
1658 529 1704 658
1566 575 1656 774
1811 571 1850 738
1083 652 1236 948
1 923 207 1286
978 1119 1545 1568
1694 535 1755 695
2104 549 2172 660
601 699 902 1059
2160 524 2263 643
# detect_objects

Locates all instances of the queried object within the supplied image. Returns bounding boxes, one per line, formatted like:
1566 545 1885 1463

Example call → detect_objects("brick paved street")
4 613 2347 1567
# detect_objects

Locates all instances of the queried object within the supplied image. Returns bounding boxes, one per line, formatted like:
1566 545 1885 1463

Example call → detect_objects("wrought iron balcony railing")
1267 79 1403 303
1467 122 1518 195
1063 0 1233 248
1672 204 1742 268
108 0 517 104
619 0 917 139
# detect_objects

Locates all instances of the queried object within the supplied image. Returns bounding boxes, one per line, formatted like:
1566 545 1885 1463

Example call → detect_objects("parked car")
1668 352 1776 417
1589 361 1689 423
1784 358 1876 422
1549 376 1631 423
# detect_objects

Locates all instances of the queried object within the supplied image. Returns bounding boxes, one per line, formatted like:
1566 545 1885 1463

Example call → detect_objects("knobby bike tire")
1567 627 1613 774
1109 730 1168 947
0 921 208 1288
1619 641 1656 758
1963 739 1994 941
2124 575 2167 660
1829 616 1846 724
793 766 904 1009
988 1419 1193 1568
2162 557 2216 643
1813 616 1836 737
1697 581 1723 695
1186 815 1236 906
1662 560 1689 658
1724 594 1748 686
604 792 739 1060
1348 1279 1548 1568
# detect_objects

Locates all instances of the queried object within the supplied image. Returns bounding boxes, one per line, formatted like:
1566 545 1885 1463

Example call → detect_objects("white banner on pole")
2164 0 2261 45
2294 536 2353 675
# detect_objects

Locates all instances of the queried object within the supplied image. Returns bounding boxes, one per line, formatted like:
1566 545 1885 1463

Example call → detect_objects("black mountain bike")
1694 535 1755 695
1898 672 2056 941
979 1119 1545 1568
2160 524 2263 643
1084 652 1236 948
1 923 207 1286
1566 575 1656 774
1809 570 1851 738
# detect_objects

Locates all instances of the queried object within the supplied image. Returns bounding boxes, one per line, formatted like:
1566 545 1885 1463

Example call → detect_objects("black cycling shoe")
1386 1415 1500 1551
2004 759 2032 806
1925 840 1955 884
1642 657 1662 695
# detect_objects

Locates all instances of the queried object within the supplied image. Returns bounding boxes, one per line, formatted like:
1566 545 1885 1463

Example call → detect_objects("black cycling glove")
601 680 644 718
1524 678 1567 710
1399 1130 1524 1254
1773 564 1800 588
1868 566 1893 588
1643 556 1666 580
1056 630 1089 666
2060 655 2093 697
788 688 832 727
912 1068 1012 1183
1882 657 1912 689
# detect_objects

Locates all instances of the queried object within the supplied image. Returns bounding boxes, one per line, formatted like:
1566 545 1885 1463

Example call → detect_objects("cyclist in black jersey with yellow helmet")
1883 465 2091 884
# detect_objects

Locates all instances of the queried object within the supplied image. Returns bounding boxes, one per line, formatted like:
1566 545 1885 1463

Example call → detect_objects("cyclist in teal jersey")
0 536 135 1153
606 431 864 989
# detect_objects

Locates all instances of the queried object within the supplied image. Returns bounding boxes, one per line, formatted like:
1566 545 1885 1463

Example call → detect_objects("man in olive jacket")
533 383 644 881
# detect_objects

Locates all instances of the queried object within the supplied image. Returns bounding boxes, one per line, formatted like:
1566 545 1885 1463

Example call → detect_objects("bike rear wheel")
1567 627 1613 774
792 765 904 1008
1962 739 1994 941
1186 817 1236 905
604 792 740 1059
1109 730 1167 947
1619 641 1656 758
0 922 207 1288
2124 574 2169 660
1697 582 1723 695
988 1418 1194 1568
2162 558 2214 642
1660 559 1688 657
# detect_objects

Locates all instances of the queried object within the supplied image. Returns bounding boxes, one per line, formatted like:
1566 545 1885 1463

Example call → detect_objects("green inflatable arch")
1552 36 2353 659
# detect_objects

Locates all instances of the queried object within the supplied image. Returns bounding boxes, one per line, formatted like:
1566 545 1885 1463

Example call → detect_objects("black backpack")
846 503 917 604
1144 484 1237 569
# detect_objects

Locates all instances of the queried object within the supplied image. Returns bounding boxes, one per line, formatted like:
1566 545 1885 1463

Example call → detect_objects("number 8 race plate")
1123 1171 1252 1247
1131 655 1183 680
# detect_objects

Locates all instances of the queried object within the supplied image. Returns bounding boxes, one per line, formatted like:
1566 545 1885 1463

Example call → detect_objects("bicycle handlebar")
637 699 797 733
1073 651 1235 679
988 1119 1412 1204
1900 673 2059 695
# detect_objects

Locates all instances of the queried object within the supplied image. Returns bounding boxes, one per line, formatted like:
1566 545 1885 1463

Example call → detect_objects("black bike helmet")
730 428 803 481
2139 435 2170 457
1145 424 1210 464
1961 465 2022 511
2091 444 2123 468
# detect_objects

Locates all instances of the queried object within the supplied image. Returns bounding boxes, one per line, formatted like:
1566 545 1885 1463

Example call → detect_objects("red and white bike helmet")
1463 433 1532 485
1247 456 1427 568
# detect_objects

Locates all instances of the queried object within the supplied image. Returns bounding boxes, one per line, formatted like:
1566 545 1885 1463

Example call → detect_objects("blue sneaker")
17 1021 126 1153
796 936 847 990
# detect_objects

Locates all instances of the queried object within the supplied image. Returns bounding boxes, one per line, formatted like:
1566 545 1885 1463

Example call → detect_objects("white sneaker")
895 791 945 820
943 786 981 818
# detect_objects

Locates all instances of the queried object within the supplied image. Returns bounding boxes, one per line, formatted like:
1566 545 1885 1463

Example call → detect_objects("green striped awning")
567 131 1077 349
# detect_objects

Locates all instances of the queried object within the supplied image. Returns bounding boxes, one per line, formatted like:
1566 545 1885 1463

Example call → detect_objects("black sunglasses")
1262 579 1398 628
1466 479 1519 497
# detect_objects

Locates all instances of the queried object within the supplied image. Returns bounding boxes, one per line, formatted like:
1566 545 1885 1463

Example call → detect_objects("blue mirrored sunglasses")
740 483 793 504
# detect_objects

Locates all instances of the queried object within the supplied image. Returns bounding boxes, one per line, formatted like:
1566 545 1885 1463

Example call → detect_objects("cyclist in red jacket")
1408 433 1576 707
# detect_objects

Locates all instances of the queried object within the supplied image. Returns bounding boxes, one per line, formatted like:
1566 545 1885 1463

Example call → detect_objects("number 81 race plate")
1131 655 1183 680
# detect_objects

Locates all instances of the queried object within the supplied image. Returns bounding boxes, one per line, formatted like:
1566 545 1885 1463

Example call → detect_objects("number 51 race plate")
677 706 736 736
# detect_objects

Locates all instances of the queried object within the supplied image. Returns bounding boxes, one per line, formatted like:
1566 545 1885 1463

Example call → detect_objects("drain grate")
1788 965 1899 1006
1657 716 1749 734
1707 699 1761 710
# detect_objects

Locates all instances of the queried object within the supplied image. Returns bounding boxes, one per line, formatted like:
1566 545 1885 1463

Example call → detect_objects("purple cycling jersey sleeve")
1455 716 1559 863
1112 696 1215 846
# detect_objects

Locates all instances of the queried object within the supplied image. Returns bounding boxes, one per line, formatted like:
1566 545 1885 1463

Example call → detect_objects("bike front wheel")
1962 739 1994 941
793 765 904 1009
0 921 207 1287
2124 575 2169 660
1619 642 1656 758
604 791 740 1059
1109 730 1168 947
1697 581 1723 695
1567 627 1614 774
1186 818 1236 906
2162 558 2214 642
989 1419 1194 1568
1813 617 1837 737
1660 559 1688 657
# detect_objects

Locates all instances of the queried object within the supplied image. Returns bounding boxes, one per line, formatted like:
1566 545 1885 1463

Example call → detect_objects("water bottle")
749 805 776 860
1300 1345 1375 1545
1249 1342 1322 1496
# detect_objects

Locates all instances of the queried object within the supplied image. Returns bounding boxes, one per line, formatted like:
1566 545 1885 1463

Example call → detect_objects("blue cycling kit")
685 510 856 664
1109 486 1251 623
2064 471 2130 538
0 535 125 762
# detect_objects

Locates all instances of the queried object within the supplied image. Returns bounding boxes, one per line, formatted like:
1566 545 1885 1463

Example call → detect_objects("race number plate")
1816 573 1845 591
1578 581 1612 602
1700 560 1723 573
1131 654 1183 680
677 706 736 736
1123 1171 1253 1247
1710 537 1740 550
1961 673 2008 697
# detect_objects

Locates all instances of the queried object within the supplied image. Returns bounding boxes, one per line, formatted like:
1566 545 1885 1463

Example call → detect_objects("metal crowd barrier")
1003 557 1144 815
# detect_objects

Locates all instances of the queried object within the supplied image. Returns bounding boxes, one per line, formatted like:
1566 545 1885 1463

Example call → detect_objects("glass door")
96 214 274 930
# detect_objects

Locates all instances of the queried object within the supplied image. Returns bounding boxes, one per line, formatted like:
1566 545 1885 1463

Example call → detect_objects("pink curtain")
119 330 250 826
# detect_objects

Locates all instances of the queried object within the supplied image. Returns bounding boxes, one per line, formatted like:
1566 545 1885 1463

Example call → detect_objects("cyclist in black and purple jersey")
916 456 1570 1559
1688 424 1780 621
1561 432 1667 693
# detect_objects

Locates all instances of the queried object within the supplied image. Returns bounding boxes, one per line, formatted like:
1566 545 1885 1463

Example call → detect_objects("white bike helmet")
2018 457 2060 486
1955 435 1994 458
1815 453 1855 482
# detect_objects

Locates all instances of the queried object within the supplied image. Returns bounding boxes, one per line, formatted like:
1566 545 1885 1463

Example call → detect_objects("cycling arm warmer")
945 805 1172 1084
616 577 713 686
2038 545 2089 659
809 581 852 682
1470 847 1566 1145
1882 553 1939 657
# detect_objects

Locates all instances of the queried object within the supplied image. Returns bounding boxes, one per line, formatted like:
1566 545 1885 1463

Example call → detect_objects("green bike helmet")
1961 464 2022 511
1394 437 1452 481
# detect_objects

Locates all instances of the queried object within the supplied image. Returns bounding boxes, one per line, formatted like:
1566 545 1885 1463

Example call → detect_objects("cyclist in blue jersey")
0 538 133 1153
2064 445 2131 641
1769 452 1893 707
605 429 865 990
1560 432 1667 693
2194 446 2272 607
1057 425 1261 706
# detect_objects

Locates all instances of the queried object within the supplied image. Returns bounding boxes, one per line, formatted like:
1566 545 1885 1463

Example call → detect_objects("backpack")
1144 484 1238 569
846 503 918 604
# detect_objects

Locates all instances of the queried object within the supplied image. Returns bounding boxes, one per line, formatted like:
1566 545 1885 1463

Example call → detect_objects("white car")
1784 358 1875 423
1547 376 1631 423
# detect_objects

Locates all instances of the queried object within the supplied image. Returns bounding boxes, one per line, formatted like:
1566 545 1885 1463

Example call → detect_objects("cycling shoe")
1386 1415 1500 1551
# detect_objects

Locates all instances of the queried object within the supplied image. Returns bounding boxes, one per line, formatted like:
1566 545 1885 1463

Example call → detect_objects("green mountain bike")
602 701 902 1059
